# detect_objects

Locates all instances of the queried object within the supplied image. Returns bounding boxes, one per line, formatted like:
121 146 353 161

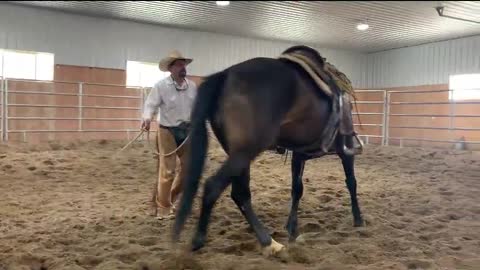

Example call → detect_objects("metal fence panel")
386 88 480 149
2 78 479 150
3 79 147 142
0 77 4 141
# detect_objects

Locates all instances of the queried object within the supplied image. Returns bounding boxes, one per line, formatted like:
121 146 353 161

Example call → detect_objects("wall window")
449 74 480 101
126 60 170 87
0 49 54 81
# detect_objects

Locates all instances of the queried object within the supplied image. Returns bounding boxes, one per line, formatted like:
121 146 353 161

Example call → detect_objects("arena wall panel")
366 35 480 88
0 3 368 88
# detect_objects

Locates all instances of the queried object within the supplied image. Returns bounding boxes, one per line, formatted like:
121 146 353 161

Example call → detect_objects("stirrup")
343 133 364 156
353 133 364 154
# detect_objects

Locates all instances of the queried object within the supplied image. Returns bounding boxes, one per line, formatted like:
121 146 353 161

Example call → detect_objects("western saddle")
277 46 364 157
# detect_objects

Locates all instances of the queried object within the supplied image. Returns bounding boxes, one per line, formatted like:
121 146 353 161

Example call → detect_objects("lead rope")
115 128 190 157
146 128 190 157
116 125 223 158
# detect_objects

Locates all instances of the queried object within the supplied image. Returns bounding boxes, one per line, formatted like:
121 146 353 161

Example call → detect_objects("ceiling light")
216 1 230 6
356 23 369 31
435 5 480 24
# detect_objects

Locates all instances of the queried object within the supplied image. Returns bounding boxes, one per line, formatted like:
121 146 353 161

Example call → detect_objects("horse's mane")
281 45 326 68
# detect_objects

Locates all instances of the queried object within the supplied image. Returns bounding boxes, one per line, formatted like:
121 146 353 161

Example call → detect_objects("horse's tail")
173 70 226 241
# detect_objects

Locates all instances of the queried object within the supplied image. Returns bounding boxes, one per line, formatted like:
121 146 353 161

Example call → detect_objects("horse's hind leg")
339 149 364 227
230 167 285 256
285 152 307 241
190 154 247 251
191 153 284 256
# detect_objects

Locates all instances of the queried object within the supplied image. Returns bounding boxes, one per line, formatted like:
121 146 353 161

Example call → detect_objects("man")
141 50 197 220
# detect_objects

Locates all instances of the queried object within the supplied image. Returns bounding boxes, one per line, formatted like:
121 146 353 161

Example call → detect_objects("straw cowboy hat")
158 50 193 72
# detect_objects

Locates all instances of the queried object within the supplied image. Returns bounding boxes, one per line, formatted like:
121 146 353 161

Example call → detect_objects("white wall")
366 35 480 89
3 4 479 90
0 4 368 87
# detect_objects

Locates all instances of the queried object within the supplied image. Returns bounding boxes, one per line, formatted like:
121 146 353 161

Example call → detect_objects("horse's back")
227 57 296 85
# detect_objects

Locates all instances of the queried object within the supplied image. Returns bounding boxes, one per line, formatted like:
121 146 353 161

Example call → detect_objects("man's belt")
160 122 191 146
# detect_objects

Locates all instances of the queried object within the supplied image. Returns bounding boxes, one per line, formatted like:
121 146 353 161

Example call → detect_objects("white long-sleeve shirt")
142 76 197 127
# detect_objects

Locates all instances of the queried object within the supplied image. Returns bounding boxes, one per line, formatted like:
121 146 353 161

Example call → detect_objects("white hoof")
262 238 285 257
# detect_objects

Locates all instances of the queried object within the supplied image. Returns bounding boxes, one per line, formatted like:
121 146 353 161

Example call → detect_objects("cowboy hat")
158 50 193 72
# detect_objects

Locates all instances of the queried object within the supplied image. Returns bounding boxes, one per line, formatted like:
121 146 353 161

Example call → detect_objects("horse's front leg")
285 152 307 241
338 150 364 227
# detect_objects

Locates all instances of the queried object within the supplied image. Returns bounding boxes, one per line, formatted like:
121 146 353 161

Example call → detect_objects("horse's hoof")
191 235 206 252
354 218 364 227
286 230 299 243
284 226 298 243
262 238 286 257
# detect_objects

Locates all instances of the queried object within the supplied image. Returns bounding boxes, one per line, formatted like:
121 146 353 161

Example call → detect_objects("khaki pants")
153 127 189 216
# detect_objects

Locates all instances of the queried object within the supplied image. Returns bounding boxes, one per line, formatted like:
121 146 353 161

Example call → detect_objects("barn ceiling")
5 1 480 53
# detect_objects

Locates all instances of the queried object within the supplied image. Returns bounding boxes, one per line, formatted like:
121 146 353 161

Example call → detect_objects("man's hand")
141 119 151 131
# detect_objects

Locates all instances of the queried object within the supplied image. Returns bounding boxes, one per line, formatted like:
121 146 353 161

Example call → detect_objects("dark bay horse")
173 45 364 256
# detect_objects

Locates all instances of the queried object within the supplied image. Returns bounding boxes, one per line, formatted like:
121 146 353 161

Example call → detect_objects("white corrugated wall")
366 35 480 89
0 4 368 87
6 3 477 90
